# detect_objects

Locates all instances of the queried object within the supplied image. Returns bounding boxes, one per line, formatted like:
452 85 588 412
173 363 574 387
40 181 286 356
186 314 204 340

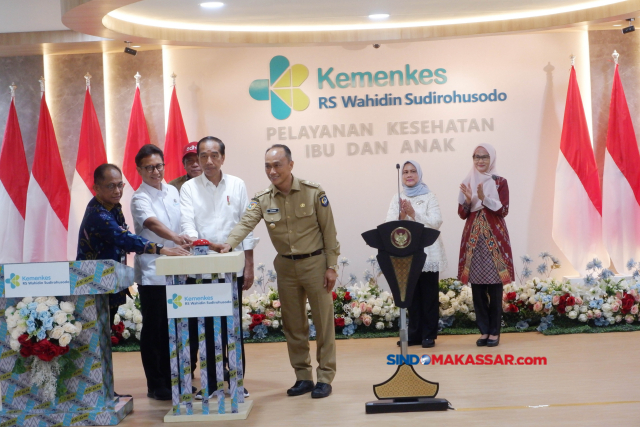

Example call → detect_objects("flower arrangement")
4 296 83 400
112 293 143 345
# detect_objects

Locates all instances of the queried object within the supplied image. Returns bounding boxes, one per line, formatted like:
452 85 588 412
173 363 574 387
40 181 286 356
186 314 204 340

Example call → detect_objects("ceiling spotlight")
200 2 224 8
368 13 390 20
124 41 137 56
622 18 635 34
132 45 141 48
613 24 622 26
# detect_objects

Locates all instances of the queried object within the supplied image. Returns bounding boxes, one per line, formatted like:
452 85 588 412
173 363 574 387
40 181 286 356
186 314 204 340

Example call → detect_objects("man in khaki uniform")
221 144 340 399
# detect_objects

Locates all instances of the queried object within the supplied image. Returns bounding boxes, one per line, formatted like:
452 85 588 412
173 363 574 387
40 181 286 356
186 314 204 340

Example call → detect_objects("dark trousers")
187 276 246 391
408 271 440 342
138 285 172 392
471 283 503 336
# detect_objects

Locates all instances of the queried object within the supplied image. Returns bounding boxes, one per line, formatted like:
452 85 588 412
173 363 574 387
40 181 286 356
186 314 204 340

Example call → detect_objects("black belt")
281 249 323 260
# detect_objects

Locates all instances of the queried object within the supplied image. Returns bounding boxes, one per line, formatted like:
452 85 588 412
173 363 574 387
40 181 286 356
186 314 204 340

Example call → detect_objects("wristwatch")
328 264 339 274
155 243 164 255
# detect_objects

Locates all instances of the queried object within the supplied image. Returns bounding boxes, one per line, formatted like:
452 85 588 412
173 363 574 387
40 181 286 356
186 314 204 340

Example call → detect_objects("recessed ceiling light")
200 2 224 8
132 45 141 48
369 14 390 20
613 24 622 26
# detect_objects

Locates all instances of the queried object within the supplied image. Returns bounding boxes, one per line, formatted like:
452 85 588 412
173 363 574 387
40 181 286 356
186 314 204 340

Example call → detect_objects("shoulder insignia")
301 180 320 188
319 194 329 207
247 200 259 211
254 188 271 198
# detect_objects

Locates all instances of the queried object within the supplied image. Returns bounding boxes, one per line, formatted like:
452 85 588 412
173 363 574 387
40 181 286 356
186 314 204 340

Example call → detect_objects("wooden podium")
0 260 134 426
156 251 253 422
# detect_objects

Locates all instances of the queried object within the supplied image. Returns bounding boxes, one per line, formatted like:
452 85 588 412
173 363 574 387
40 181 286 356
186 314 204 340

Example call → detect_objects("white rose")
565 305 573 313
122 330 131 339
60 301 75 314
9 339 20 351
22 297 33 304
114 314 121 325
54 311 68 325
15 325 27 334
468 312 476 321
132 309 141 318
10 329 21 340
384 313 392 322
6 318 18 329
136 323 143 332
439 295 450 304
36 303 48 313
133 314 143 324
459 304 469 314
5 306 15 316
63 323 77 334
372 306 381 315
580 306 588 313
375 298 384 307
272 320 280 329
578 314 588 322
16 302 25 309
35 297 47 304
58 333 72 346
380 292 390 300
375 322 385 330
608 317 616 325
615 315 623 323
528 297 537 305
343 317 352 326
45 297 58 307
602 303 611 312
124 309 133 320
567 311 578 319
135 332 141 340
446 291 455 298
74 322 83 334
50 326 64 340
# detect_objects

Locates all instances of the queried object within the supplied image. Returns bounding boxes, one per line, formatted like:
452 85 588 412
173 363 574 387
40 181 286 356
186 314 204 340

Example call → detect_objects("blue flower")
537 323 549 332
522 267 533 279
551 256 561 265
117 307 127 316
539 252 551 259
594 316 608 327
515 320 530 331
599 269 614 280
634 271 640 281
37 310 50 321
255 276 264 286
520 254 533 265
537 263 548 275
627 259 637 271
584 274 597 286
266 270 277 282
342 324 356 336
243 330 250 339
42 317 54 330
537 315 554 331
339 257 350 266
586 261 595 270
19 307 29 317
49 305 60 313
256 263 266 272
438 316 455 331
309 324 316 338
27 302 37 311
589 300 599 309
545 302 552 310
347 274 358 286
363 270 374 282
26 319 36 333
252 324 268 340
542 295 552 304
36 329 46 340
592 258 603 270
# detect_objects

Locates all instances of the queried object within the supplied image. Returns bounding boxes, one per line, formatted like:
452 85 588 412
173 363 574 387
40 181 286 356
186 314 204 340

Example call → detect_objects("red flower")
507 304 519 313
249 314 266 331
334 318 345 327
557 303 566 314
332 292 337 301
112 323 125 334
32 339 59 362
344 292 352 302
622 293 635 314
506 292 517 301
20 346 32 358
111 336 120 345
566 296 576 306
18 334 35 357
56 345 70 356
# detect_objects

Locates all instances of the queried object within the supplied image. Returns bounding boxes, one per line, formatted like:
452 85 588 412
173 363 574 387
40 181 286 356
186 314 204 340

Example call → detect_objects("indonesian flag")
121 85 151 233
23 93 70 262
552 65 608 274
67 87 107 260
602 63 640 271
0 97 29 263
164 86 189 182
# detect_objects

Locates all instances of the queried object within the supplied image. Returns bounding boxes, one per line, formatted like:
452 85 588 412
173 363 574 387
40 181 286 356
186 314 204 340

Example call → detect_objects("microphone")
396 164 401 220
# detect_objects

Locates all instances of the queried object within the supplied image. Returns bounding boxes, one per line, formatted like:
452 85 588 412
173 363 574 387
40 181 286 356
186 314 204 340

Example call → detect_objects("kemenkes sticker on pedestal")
4 262 71 298
166 283 233 318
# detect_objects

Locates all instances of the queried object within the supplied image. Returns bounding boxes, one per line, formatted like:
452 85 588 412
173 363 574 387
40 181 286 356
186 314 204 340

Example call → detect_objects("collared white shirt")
131 182 181 285
180 172 259 276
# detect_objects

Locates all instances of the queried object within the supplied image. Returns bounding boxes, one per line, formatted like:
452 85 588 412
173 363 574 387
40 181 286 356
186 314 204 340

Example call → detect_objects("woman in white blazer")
386 160 448 348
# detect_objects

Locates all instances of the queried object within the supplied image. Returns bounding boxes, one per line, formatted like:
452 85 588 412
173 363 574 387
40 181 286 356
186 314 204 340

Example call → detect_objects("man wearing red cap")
169 141 202 192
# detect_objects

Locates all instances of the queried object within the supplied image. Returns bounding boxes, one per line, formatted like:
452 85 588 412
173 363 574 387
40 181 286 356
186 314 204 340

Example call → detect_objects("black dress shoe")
287 380 315 396
311 382 332 398
487 336 500 347
147 388 172 400
396 340 421 347
422 338 435 348
476 338 488 347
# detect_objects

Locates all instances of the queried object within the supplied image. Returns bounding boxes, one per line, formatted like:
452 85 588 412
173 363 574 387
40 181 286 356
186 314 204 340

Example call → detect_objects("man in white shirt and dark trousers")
180 136 258 399
131 145 192 400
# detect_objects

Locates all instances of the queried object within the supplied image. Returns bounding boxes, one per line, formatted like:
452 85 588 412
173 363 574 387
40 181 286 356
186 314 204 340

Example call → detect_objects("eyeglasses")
103 182 126 191
473 155 490 161
142 163 165 173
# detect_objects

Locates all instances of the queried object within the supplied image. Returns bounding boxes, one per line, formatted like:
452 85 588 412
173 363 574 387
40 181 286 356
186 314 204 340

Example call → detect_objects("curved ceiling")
62 0 640 46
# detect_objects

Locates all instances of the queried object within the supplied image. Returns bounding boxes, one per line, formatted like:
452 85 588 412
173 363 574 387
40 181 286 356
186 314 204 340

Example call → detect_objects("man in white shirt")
180 136 258 399
131 144 192 401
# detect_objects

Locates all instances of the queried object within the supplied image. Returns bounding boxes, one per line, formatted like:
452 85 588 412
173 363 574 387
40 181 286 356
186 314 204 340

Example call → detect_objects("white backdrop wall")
162 31 592 288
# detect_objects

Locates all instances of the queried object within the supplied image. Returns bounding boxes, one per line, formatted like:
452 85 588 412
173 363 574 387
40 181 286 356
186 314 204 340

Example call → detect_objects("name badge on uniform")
248 200 259 210
319 195 329 207
266 208 279 213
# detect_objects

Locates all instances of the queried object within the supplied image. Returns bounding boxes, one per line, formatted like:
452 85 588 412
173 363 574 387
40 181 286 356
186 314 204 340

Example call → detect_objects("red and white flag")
121 74 151 238
67 79 108 260
164 84 189 182
23 85 70 262
602 59 640 271
552 64 608 274
0 89 29 263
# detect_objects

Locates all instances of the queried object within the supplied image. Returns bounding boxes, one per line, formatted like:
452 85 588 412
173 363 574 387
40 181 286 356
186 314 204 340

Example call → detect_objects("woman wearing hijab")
458 143 514 348
386 160 447 348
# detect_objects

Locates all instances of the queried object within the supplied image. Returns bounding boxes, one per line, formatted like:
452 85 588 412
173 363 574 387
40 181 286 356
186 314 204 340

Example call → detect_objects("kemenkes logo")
5 273 20 289
249 55 310 120
167 293 183 309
